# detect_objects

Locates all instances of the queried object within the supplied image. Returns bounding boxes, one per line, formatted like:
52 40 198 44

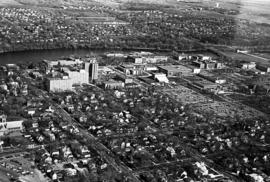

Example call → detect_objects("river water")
0 48 106 65
0 48 215 65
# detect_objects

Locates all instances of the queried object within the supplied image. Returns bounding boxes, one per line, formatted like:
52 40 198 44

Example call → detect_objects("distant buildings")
44 59 83 67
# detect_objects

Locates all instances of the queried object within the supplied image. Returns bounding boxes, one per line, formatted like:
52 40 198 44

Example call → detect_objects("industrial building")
256 64 270 73
198 72 226 84
192 80 218 90
158 65 193 77
193 60 224 70
127 55 168 64
118 64 144 75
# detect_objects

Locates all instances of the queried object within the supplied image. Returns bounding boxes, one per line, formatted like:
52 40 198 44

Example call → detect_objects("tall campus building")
89 60 99 81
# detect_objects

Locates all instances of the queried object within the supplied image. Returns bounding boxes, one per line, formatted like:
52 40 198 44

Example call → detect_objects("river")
0 47 216 66
0 48 107 65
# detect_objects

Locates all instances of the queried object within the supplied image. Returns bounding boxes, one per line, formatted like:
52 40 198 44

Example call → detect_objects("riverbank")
0 47 211 65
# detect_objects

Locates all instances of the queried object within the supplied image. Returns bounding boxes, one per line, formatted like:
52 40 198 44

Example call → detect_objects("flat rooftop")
158 65 192 72
193 80 217 87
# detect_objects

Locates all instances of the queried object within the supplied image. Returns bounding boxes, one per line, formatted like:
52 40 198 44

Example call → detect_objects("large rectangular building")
256 64 270 73
45 62 90 92
128 55 168 64
192 80 218 90
158 65 193 77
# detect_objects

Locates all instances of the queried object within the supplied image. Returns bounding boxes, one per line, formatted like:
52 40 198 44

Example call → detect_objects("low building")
242 62 256 70
205 62 216 69
145 66 158 71
158 65 193 77
215 62 224 69
152 73 169 83
193 61 224 69
44 59 83 68
125 83 140 88
198 73 226 84
193 61 206 69
0 114 24 135
98 66 114 75
139 77 157 85
178 54 189 61
256 64 270 73
118 64 144 75
0 82 8 91
6 64 19 71
106 53 127 58
192 80 218 90
116 75 133 84
103 80 124 89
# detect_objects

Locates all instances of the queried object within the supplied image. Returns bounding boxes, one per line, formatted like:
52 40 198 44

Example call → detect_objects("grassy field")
222 51 270 64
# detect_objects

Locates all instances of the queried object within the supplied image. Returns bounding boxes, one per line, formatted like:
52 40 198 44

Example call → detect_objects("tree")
23 120 33 130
